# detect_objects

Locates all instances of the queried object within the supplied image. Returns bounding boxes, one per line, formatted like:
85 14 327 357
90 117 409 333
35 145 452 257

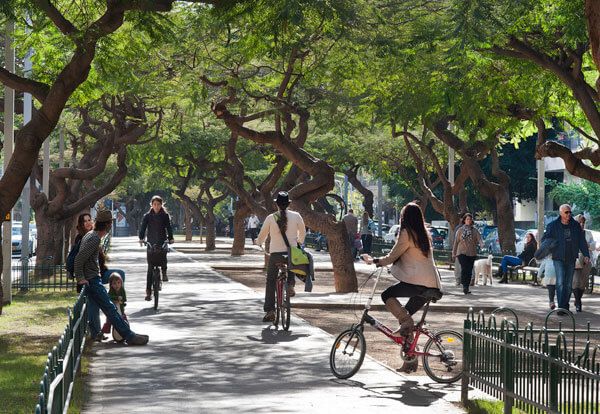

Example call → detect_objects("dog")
473 254 494 286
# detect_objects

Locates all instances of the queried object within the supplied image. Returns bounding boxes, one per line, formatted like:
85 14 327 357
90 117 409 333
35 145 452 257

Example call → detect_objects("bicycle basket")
147 245 166 266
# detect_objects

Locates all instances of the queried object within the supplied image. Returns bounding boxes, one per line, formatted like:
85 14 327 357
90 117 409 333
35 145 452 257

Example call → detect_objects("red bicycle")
274 261 291 330
329 266 463 383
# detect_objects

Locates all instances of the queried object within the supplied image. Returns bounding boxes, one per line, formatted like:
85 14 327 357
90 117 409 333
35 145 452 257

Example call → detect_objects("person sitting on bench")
497 232 537 284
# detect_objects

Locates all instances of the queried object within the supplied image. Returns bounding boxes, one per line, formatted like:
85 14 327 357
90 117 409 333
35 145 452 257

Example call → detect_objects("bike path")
83 237 466 413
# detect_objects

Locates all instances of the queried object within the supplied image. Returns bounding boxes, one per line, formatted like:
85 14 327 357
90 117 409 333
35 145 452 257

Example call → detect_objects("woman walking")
573 214 594 312
452 213 483 295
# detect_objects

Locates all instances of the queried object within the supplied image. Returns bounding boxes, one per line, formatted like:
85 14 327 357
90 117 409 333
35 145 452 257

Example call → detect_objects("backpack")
66 239 82 277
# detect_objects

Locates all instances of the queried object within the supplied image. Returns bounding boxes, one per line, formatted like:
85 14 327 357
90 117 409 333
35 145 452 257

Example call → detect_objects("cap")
95 210 113 223
274 191 290 207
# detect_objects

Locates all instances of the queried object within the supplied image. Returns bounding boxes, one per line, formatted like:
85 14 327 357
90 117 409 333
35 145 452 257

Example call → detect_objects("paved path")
83 237 466 413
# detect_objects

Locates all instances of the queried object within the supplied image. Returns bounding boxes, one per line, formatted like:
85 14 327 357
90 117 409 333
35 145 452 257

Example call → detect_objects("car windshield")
11 226 22 236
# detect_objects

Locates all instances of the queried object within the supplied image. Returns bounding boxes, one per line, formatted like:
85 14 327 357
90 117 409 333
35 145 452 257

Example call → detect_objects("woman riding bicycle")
256 191 306 323
139 195 174 301
365 202 442 338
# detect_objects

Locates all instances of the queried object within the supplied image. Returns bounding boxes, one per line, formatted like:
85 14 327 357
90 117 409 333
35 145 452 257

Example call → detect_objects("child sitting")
102 273 127 334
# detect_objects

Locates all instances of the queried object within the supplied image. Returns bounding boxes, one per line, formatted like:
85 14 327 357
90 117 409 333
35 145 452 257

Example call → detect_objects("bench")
506 259 540 285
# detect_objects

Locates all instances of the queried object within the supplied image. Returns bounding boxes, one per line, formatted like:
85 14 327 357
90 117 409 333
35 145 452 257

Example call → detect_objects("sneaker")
288 286 296 297
127 334 149 346
262 310 275 322
94 333 108 342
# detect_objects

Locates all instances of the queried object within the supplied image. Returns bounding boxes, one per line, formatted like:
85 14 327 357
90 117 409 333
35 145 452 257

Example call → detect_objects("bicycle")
329 266 463 383
274 260 291 331
143 240 169 310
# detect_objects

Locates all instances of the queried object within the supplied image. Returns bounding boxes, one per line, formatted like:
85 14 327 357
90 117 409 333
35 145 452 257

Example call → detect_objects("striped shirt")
74 231 101 282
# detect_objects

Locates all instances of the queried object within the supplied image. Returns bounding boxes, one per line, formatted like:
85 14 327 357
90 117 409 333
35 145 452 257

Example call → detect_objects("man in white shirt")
247 213 260 244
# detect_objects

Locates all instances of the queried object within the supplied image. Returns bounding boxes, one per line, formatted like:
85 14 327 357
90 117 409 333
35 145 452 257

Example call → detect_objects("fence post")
549 345 559 412
503 332 514 414
461 319 471 405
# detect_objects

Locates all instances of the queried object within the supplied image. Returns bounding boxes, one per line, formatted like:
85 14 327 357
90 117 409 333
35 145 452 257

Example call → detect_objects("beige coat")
452 225 482 258
377 229 441 289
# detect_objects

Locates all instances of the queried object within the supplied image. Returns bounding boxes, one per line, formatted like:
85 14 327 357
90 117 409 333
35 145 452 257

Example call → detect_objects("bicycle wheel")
153 267 160 310
329 327 366 379
422 329 463 383
281 280 291 331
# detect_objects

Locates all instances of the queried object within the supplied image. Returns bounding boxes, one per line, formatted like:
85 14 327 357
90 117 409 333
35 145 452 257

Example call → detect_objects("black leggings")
458 254 476 290
381 282 429 315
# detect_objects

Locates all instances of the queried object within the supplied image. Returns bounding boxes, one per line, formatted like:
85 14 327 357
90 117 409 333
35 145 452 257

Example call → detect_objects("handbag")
275 214 312 278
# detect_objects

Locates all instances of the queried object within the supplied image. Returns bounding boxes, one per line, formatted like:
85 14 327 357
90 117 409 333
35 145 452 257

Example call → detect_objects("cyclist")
365 202 442 337
139 195 174 301
256 191 306 323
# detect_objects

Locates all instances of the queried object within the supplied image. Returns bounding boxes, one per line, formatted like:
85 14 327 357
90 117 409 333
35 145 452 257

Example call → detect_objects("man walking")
342 209 359 259
541 204 590 313
247 213 260 244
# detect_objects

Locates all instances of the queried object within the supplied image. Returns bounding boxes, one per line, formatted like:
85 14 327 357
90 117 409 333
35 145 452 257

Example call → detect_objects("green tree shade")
549 180 600 229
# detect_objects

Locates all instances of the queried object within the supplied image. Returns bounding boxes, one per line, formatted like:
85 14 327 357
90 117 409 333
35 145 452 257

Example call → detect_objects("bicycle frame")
275 262 288 306
356 267 439 357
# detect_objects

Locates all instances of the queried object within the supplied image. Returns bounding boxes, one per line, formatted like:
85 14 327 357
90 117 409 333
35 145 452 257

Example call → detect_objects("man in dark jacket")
541 204 590 313
139 195 174 300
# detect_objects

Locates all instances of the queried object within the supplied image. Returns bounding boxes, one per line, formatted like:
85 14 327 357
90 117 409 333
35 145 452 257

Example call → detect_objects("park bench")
506 258 540 285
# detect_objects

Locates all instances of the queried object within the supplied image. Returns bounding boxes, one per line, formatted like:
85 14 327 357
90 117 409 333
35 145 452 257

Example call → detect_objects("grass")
464 399 525 414
0 290 78 413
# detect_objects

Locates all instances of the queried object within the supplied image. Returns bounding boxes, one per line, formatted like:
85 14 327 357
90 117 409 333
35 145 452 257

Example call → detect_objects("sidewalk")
83 237 467 413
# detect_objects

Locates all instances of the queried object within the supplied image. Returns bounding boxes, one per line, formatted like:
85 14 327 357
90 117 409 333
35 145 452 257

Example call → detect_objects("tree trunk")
231 202 249 256
35 215 67 267
494 190 517 254
205 211 217 251
294 203 358 292
184 205 193 242
327 223 358 292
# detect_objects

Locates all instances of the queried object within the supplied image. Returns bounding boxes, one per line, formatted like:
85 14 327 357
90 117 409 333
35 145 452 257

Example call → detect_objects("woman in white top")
256 192 306 322
573 214 594 312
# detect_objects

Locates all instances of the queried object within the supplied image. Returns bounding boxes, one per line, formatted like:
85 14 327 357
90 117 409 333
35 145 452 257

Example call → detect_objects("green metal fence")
34 288 88 414
11 260 76 291
463 307 600 413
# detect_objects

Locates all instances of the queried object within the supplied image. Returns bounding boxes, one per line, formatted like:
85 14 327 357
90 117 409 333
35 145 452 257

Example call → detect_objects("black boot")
499 272 508 284
573 288 583 312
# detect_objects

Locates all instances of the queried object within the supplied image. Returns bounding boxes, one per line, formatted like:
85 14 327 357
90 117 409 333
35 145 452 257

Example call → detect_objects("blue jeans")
500 256 523 273
86 277 135 341
553 260 575 310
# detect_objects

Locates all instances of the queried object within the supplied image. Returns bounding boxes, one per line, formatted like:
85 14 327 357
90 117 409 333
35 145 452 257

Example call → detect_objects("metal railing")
462 307 600 413
34 288 88 414
11 259 76 291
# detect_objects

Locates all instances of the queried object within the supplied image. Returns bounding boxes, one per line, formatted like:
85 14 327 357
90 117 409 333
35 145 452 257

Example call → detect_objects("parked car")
11 222 37 257
483 228 526 255
429 226 449 250
383 225 400 243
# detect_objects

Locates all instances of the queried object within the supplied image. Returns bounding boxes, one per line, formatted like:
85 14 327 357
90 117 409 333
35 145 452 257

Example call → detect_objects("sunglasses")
563 211 572 215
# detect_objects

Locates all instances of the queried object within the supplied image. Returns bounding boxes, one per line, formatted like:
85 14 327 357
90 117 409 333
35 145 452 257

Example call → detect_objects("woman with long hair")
366 202 442 372
256 192 306 323
573 214 594 312
452 213 483 294
139 195 174 301
497 232 538 284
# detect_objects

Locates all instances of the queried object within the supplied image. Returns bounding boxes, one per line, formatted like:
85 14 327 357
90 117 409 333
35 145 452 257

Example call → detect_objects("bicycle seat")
420 288 443 302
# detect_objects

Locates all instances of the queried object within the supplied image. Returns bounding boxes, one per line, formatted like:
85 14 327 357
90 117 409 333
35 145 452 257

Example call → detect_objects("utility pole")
448 146 456 246
2 20 15 304
537 158 545 240
377 179 383 238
